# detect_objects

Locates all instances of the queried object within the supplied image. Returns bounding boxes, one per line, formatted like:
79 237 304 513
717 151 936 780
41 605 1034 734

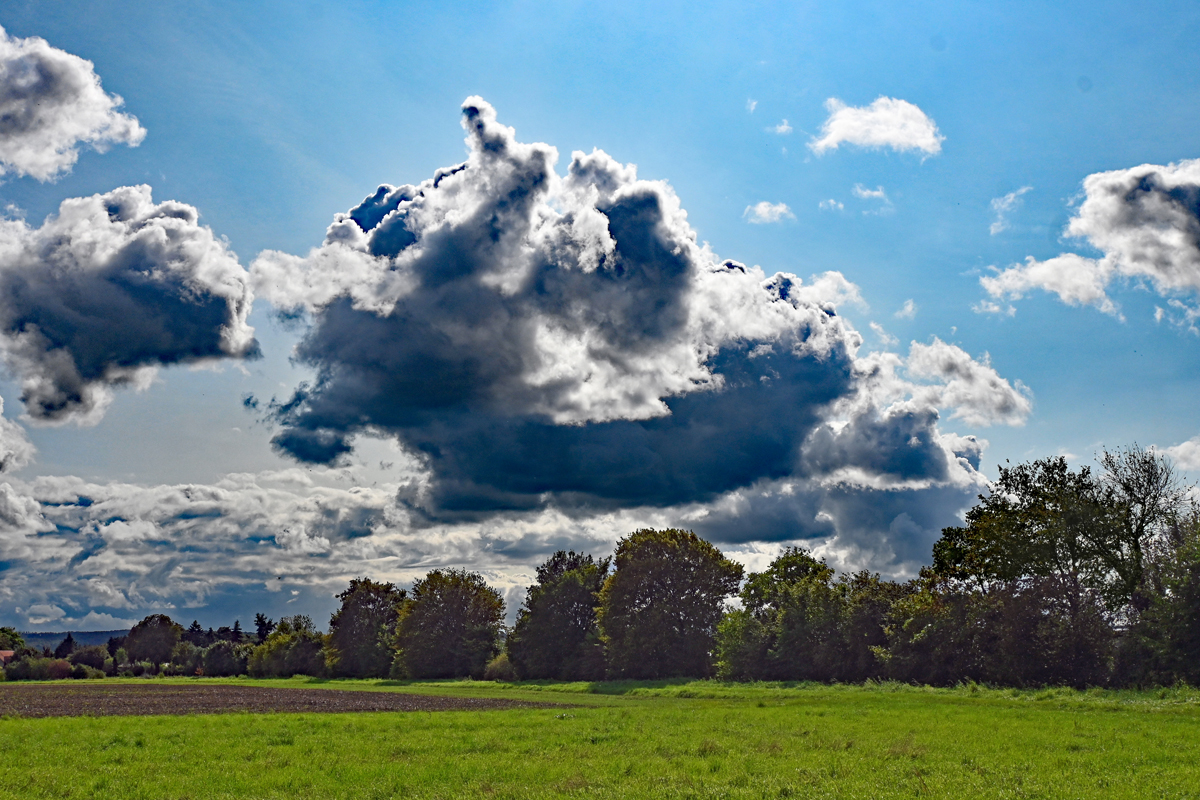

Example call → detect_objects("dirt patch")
0 682 566 718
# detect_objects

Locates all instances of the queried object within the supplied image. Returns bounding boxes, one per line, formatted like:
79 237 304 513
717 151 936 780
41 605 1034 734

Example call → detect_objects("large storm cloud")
0 185 258 423
0 25 145 181
253 98 1027 527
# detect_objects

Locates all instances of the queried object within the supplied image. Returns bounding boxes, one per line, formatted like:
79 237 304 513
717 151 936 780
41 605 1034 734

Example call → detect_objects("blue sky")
1 0 1199 631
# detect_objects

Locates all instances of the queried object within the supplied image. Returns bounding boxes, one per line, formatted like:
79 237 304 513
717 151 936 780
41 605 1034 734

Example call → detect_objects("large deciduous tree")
392 569 504 679
598 529 743 679
327 578 407 678
507 551 610 680
125 614 183 666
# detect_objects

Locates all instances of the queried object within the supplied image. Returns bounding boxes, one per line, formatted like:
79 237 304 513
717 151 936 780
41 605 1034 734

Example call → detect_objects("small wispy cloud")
972 300 1017 316
746 99 758 113
743 201 795 224
894 299 917 319
989 186 1032 235
768 119 793 135
853 184 888 201
818 199 844 211
853 184 894 215
869 321 898 347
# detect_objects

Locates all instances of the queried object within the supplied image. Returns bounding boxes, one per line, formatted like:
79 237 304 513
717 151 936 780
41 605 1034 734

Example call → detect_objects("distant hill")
19 630 127 651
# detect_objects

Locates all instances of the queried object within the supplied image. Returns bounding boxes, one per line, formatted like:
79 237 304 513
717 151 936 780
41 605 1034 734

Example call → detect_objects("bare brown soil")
0 682 566 718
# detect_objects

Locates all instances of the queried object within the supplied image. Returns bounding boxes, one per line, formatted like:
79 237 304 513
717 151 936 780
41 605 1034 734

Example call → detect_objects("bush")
483 652 517 681
70 663 105 680
5 658 73 681
248 616 327 678
202 640 249 677
167 641 203 676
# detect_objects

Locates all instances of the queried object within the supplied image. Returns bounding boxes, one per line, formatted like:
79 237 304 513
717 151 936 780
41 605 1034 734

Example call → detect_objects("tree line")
4 445 1198 688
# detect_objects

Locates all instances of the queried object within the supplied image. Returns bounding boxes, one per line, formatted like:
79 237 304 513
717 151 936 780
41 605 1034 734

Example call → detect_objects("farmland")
2 679 1199 799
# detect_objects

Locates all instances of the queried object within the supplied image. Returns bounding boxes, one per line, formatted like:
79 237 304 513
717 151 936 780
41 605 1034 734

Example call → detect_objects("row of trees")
5 446 1198 687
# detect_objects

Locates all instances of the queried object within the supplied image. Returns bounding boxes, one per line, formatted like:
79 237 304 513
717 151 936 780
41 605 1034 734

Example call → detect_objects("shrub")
202 640 249 677
248 616 327 678
483 652 517 681
6 658 74 681
70 663 105 680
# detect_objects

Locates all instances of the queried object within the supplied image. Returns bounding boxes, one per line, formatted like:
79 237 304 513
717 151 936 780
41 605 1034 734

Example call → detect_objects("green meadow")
3 679 1200 799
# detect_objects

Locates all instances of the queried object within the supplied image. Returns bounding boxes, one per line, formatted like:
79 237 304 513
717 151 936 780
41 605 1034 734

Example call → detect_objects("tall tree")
598 529 743 679
1096 445 1188 611
53 632 76 659
393 569 504 679
125 614 183 665
327 578 406 678
183 620 209 647
507 551 610 680
254 613 276 643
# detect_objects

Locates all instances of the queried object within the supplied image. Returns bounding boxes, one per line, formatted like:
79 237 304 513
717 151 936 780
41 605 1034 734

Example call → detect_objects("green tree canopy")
327 578 406 678
0 627 24 651
247 615 326 678
716 547 905 682
507 551 610 680
598 528 743 679
125 614 183 665
932 448 1187 612
393 569 504 679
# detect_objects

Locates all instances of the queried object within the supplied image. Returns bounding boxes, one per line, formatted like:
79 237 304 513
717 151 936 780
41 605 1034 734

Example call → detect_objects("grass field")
3 678 1200 799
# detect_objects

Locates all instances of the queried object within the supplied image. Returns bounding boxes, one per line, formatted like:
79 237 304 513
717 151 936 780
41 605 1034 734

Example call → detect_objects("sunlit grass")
3 679 1199 798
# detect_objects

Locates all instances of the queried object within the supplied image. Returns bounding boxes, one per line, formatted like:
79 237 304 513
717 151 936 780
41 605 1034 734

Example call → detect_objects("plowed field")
0 682 564 717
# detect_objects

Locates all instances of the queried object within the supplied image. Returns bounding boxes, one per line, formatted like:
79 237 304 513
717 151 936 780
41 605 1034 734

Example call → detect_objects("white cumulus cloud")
809 97 943 156
982 160 1200 318
0 25 145 181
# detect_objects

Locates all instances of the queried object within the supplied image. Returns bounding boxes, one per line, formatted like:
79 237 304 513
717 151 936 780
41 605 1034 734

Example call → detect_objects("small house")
0 650 14 665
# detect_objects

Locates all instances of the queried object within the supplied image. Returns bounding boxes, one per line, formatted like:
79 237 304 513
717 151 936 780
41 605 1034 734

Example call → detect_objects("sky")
1 0 1199 632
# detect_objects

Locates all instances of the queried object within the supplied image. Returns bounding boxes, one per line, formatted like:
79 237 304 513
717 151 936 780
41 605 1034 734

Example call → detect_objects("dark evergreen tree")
53 632 76 660
254 613 275 643
183 620 209 647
